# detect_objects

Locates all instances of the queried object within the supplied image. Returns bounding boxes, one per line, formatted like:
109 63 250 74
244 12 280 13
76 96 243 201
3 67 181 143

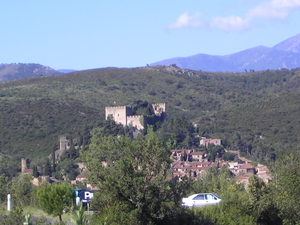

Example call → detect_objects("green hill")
200 92 300 161
1 65 300 164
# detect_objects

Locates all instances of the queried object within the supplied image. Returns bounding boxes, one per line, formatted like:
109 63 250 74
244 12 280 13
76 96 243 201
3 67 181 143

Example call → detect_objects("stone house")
200 137 222 147
190 151 206 162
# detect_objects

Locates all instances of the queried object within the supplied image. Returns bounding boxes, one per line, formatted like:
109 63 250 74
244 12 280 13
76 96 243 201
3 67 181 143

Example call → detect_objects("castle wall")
127 115 144 130
105 106 133 126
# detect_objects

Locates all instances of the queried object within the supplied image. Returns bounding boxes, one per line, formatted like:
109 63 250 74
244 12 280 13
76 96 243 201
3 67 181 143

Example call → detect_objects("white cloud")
168 0 300 32
210 16 250 31
247 0 300 19
167 12 204 29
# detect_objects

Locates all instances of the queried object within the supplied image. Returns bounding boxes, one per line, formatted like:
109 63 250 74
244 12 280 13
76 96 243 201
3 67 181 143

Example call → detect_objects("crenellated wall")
127 115 144 130
152 103 166 116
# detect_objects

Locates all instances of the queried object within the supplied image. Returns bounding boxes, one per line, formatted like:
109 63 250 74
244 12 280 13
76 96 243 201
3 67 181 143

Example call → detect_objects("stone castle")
105 103 166 130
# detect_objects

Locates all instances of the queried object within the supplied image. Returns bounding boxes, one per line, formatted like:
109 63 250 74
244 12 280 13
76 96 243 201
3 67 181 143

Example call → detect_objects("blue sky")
1 0 300 70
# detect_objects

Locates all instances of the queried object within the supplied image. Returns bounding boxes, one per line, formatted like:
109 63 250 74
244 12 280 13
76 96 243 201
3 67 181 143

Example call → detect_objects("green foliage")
156 117 197 148
43 158 52 176
9 174 34 207
0 174 8 202
0 155 19 179
0 207 24 225
222 152 237 161
247 175 281 224
272 153 300 224
71 202 87 225
205 145 225 162
35 182 73 222
84 128 191 224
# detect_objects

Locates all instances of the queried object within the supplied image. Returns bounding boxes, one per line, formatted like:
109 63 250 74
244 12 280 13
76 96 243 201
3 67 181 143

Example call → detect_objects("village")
170 139 271 187
20 103 272 190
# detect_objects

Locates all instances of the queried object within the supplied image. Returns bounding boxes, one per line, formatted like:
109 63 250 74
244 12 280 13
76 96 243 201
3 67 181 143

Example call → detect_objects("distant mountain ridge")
151 33 300 72
0 63 67 82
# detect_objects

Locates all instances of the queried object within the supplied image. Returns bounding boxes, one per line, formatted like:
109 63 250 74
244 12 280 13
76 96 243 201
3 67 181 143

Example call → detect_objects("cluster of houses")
171 148 271 186
21 133 271 189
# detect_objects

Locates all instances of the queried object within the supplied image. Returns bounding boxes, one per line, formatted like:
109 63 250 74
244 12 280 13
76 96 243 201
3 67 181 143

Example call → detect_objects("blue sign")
74 189 95 203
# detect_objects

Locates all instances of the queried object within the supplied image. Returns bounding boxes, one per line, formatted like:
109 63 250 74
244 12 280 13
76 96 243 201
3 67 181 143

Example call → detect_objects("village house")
229 163 256 175
256 164 272 183
200 137 222 147
189 151 207 162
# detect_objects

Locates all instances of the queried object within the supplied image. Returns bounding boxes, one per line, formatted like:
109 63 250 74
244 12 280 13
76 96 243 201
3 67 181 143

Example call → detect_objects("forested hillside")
1 65 300 164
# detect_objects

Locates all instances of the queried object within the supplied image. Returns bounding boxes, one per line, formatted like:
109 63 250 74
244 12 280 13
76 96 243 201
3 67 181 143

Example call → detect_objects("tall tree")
84 127 190 224
51 144 56 173
35 182 73 222
43 158 52 176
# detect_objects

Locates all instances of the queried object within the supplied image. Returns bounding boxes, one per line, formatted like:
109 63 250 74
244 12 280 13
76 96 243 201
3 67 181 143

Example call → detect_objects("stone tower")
105 106 133 126
60 136 69 151
152 103 166 116
21 158 26 173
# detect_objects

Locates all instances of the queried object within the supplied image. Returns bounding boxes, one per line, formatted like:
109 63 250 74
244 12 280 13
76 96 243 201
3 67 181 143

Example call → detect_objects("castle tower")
21 158 26 173
152 103 166 116
60 136 68 151
105 106 133 126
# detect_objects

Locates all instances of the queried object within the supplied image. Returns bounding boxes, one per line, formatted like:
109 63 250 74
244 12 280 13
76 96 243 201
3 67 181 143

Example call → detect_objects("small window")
193 194 204 200
206 194 213 200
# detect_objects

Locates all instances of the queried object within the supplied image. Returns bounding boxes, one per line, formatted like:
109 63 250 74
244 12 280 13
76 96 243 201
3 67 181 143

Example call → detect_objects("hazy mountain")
273 32 300 53
0 63 62 81
151 33 300 72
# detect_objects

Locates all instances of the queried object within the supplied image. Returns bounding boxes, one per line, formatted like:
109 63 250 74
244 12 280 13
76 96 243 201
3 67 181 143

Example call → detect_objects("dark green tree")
43 158 52 176
0 174 8 201
84 127 191 224
33 166 39 178
51 144 56 173
247 175 281 224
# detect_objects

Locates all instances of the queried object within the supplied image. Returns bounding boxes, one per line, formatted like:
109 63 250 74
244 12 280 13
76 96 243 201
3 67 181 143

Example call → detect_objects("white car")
182 193 221 207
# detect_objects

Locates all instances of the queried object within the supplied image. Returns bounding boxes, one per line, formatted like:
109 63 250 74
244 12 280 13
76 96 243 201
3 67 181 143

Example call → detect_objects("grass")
23 206 73 223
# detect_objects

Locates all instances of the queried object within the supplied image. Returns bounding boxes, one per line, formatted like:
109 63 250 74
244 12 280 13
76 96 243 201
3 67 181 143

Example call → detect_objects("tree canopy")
35 182 73 222
84 127 190 224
